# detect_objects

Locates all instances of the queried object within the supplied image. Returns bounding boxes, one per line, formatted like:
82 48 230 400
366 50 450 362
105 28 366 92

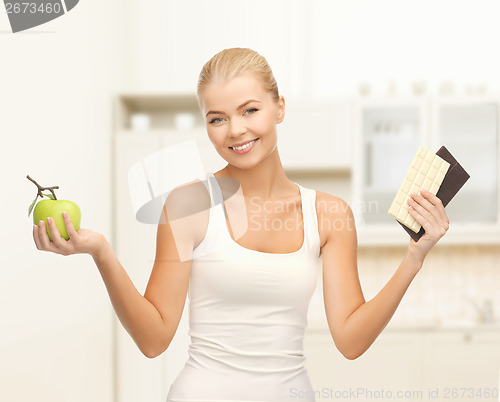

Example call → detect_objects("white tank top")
166 172 321 402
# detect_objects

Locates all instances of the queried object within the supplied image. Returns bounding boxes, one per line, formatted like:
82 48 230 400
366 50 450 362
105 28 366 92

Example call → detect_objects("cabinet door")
114 132 170 402
123 2 205 92
278 100 352 170
354 101 427 225
123 1 293 93
304 329 421 400
432 100 499 224
423 331 500 401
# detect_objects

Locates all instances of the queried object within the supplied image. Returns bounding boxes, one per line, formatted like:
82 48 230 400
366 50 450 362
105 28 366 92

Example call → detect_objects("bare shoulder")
165 179 210 216
163 178 211 250
314 190 357 252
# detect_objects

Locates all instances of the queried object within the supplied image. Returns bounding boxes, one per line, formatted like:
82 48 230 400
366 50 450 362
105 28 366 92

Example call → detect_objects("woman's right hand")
33 211 108 259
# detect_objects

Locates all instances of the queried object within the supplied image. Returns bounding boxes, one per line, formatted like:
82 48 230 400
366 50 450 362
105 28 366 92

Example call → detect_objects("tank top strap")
198 172 211 202
206 172 228 218
200 171 216 206
191 172 229 259
294 183 321 258
200 172 225 214
201 171 230 228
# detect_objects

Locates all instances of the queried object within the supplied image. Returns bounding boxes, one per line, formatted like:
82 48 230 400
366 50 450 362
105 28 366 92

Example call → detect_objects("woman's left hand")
406 189 449 263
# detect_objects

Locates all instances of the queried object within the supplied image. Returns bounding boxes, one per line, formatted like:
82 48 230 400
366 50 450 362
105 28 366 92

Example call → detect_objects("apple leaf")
28 192 56 217
28 195 38 217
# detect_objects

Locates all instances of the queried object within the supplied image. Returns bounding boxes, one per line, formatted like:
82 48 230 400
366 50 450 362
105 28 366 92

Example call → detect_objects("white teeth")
231 139 256 151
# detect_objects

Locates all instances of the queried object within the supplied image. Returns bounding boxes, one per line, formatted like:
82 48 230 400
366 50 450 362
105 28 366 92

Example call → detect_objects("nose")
228 116 247 137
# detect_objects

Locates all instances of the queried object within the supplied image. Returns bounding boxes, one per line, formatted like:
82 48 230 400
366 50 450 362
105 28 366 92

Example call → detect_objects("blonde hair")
197 48 280 108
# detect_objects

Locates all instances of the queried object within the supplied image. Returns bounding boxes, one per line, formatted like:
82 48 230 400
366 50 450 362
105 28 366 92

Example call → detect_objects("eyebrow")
205 99 262 117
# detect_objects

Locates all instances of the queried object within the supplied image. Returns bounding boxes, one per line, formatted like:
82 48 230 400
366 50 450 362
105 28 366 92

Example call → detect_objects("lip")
228 138 259 154
228 138 259 148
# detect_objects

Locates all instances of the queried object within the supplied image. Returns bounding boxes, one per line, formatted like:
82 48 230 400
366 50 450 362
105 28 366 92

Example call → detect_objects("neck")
218 147 295 200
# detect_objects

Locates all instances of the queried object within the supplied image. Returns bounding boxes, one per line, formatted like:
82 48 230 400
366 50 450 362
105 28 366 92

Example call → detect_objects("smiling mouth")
228 138 259 150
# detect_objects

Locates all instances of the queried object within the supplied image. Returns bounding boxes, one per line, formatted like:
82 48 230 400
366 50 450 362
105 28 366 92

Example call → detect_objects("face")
199 72 285 169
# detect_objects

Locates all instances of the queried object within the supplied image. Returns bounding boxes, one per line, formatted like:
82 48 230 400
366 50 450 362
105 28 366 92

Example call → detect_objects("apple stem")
26 175 59 200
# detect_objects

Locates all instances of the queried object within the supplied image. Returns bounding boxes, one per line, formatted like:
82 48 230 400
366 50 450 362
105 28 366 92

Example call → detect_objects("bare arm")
93 189 198 359
327 244 422 360
98 182 208 358
33 186 199 359
92 242 176 358
321 190 448 360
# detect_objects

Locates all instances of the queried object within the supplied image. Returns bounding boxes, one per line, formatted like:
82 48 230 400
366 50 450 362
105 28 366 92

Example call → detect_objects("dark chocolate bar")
398 145 470 242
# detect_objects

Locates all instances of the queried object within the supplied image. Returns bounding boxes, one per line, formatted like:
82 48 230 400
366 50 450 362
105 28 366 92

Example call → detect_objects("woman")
32 48 449 402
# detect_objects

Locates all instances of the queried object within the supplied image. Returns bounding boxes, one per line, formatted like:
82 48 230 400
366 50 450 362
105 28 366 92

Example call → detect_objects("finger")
408 203 432 233
62 211 78 238
37 220 58 251
418 190 450 232
408 194 437 228
33 224 42 250
408 196 447 239
419 189 448 222
46 216 68 250
409 191 440 223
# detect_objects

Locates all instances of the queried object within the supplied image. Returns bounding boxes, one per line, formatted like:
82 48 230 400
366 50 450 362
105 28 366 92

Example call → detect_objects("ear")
276 95 285 124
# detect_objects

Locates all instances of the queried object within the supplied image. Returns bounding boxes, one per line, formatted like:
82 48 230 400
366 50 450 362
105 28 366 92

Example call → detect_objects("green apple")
27 175 81 242
33 199 81 241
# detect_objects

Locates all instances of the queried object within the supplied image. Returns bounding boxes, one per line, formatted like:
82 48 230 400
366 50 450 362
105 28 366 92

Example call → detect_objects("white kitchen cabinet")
113 131 169 402
278 99 354 171
352 98 427 225
353 96 500 246
122 2 204 92
304 328 421 398
430 97 500 225
423 330 500 402
122 1 296 93
304 326 500 402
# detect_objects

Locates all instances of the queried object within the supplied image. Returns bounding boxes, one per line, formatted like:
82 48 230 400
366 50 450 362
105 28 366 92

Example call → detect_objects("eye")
245 108 259 115
209 117 224 124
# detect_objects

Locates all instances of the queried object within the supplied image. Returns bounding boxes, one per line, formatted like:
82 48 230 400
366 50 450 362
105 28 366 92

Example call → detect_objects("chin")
227 159 260 170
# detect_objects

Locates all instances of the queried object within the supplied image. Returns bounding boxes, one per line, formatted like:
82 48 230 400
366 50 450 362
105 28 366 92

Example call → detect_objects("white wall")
0 1 121 401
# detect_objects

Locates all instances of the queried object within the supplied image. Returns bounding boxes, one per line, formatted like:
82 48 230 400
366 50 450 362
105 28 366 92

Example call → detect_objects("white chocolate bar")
388 146 450 233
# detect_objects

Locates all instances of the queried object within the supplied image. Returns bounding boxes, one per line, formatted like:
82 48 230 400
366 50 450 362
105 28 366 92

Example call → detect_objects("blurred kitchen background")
2 1 500 401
